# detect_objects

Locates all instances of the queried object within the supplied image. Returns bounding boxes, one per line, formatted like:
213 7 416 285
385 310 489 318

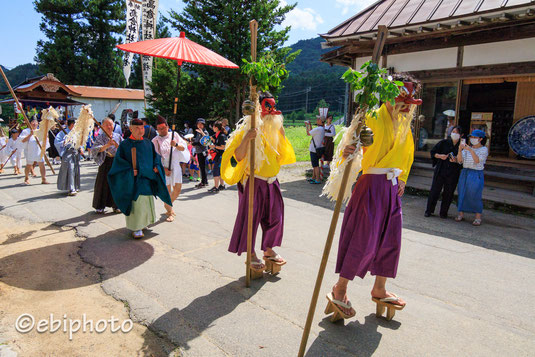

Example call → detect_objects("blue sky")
0 0 375 69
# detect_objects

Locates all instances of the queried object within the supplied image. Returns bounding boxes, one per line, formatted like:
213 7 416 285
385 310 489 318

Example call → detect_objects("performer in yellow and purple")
221 92 296 273
328 76 422 319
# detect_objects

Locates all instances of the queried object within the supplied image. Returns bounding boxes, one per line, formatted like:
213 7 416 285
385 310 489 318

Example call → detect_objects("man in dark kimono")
107 118 172 239
90 118 123 213
55 119 81 196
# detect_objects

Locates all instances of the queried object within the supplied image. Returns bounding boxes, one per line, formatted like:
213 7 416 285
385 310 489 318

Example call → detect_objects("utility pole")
304 87 311 113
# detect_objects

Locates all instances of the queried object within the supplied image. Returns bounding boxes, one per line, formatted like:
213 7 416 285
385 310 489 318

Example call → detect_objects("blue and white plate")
508 115 535 159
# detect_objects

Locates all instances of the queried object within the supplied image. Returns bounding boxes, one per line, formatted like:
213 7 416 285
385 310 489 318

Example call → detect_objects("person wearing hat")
443 110 456 139
222 92 296 276
142 117 157 141
90 118 123 213
152 115 190 221
326 75 422 321
455 129 488 226
107 118 172 238
192 118 209 188
55 119 82 196
305 115 326 184
7 129 23 175
20 117 49 185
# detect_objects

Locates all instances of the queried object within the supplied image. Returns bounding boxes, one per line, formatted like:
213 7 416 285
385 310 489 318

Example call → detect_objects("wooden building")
66 85 146 122
0 73 84 117
320 0 535 197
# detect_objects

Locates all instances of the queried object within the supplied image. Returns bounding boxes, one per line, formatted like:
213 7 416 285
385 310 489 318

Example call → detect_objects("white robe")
0 137 8 163
20 128 49 165
7 137 23 169
152 131 190 186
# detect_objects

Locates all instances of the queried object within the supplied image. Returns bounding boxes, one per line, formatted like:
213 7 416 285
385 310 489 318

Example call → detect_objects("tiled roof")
67 85 145 100
323 0 534 38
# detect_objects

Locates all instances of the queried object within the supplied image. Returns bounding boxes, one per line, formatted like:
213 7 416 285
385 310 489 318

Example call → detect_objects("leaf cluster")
341 61 402 117
241 54 289 93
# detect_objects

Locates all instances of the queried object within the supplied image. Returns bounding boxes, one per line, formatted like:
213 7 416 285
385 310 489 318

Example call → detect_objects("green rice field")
284 125 343 162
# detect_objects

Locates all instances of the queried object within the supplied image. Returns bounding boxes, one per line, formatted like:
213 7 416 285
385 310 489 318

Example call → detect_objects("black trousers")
197 152 208 184
426 172 458 217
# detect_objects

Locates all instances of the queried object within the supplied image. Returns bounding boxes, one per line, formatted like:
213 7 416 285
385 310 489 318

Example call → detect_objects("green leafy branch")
241 54 289 93
341 61 402 118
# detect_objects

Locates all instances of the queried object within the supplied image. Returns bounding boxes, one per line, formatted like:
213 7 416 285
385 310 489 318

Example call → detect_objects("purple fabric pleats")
336 174 402 280
228 179 284 255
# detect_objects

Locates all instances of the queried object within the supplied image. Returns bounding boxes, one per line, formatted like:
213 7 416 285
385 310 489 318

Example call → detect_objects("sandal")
132 230 144 239
250 258 265 271
472 218 482 226
325 292 356 322
263 254 286 265
455 214 463 222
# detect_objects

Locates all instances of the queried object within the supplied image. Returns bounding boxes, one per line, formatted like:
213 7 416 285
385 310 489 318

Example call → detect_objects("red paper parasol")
117 31 238 169
117 32 239 69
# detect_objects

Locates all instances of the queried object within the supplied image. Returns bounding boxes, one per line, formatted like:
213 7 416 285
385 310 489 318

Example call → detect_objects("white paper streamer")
123 0 142 85
141 0 158 98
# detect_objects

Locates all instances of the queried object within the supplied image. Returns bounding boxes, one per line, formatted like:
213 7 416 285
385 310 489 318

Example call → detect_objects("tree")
34 0 125 87
314 99 329 114
34 0 89 84
166 0 300 123
84 0 125 87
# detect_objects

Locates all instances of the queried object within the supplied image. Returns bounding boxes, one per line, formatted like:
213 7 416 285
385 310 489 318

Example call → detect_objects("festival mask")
261 97 282 116
395 82 422 112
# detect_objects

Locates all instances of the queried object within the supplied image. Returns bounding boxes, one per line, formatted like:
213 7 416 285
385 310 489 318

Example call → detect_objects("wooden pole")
0 149 16 170
245 19 259 288
297 25 389 357
0 66 55 175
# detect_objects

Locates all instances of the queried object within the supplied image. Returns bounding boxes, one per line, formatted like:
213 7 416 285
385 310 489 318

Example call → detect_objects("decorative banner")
141 0 158 98
123 0 142 85
318 107 329 119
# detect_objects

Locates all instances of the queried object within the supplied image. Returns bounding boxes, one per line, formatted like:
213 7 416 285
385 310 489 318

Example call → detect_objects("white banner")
123 0 142 85
141 0 158 98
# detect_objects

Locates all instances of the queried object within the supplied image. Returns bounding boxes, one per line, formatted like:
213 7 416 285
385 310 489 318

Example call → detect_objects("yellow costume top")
362 104 414 183
221 129 296 185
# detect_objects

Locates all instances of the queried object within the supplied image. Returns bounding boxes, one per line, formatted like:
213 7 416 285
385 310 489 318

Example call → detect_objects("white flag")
123 0 142 85
141 0 158 98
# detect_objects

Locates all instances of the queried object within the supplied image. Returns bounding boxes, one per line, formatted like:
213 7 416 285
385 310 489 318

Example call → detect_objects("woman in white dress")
20 118 49 185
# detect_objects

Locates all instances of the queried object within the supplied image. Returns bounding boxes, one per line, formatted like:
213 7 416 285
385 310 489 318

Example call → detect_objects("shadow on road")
305 314 399 357
0 227 154 291
143 278 267 353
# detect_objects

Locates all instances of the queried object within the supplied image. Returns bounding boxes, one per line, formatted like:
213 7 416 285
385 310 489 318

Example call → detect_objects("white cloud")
280 1 324 31
335 0 376 15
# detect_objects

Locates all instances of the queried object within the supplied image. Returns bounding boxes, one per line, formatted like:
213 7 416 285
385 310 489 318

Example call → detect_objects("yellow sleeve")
277 132 296 166
221 130 247 185
399 130 415 183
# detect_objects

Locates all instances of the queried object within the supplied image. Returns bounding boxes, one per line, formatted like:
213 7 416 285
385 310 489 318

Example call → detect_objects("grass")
284 125 343 162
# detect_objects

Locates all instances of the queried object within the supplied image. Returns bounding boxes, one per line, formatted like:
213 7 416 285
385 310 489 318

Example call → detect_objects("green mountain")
279 37 347 116
0 63 40 92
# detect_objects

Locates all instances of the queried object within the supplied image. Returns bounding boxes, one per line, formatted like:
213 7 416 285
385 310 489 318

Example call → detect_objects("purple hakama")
228 178 284 255
336 174 402 280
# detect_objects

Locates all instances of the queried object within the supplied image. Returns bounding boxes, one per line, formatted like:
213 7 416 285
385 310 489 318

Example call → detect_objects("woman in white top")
455 129 488 226
323 115 336 166
0 128 8 173
20 118 50 185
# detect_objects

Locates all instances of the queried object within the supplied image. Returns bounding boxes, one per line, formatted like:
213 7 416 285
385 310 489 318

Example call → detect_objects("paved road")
1 161 534 356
